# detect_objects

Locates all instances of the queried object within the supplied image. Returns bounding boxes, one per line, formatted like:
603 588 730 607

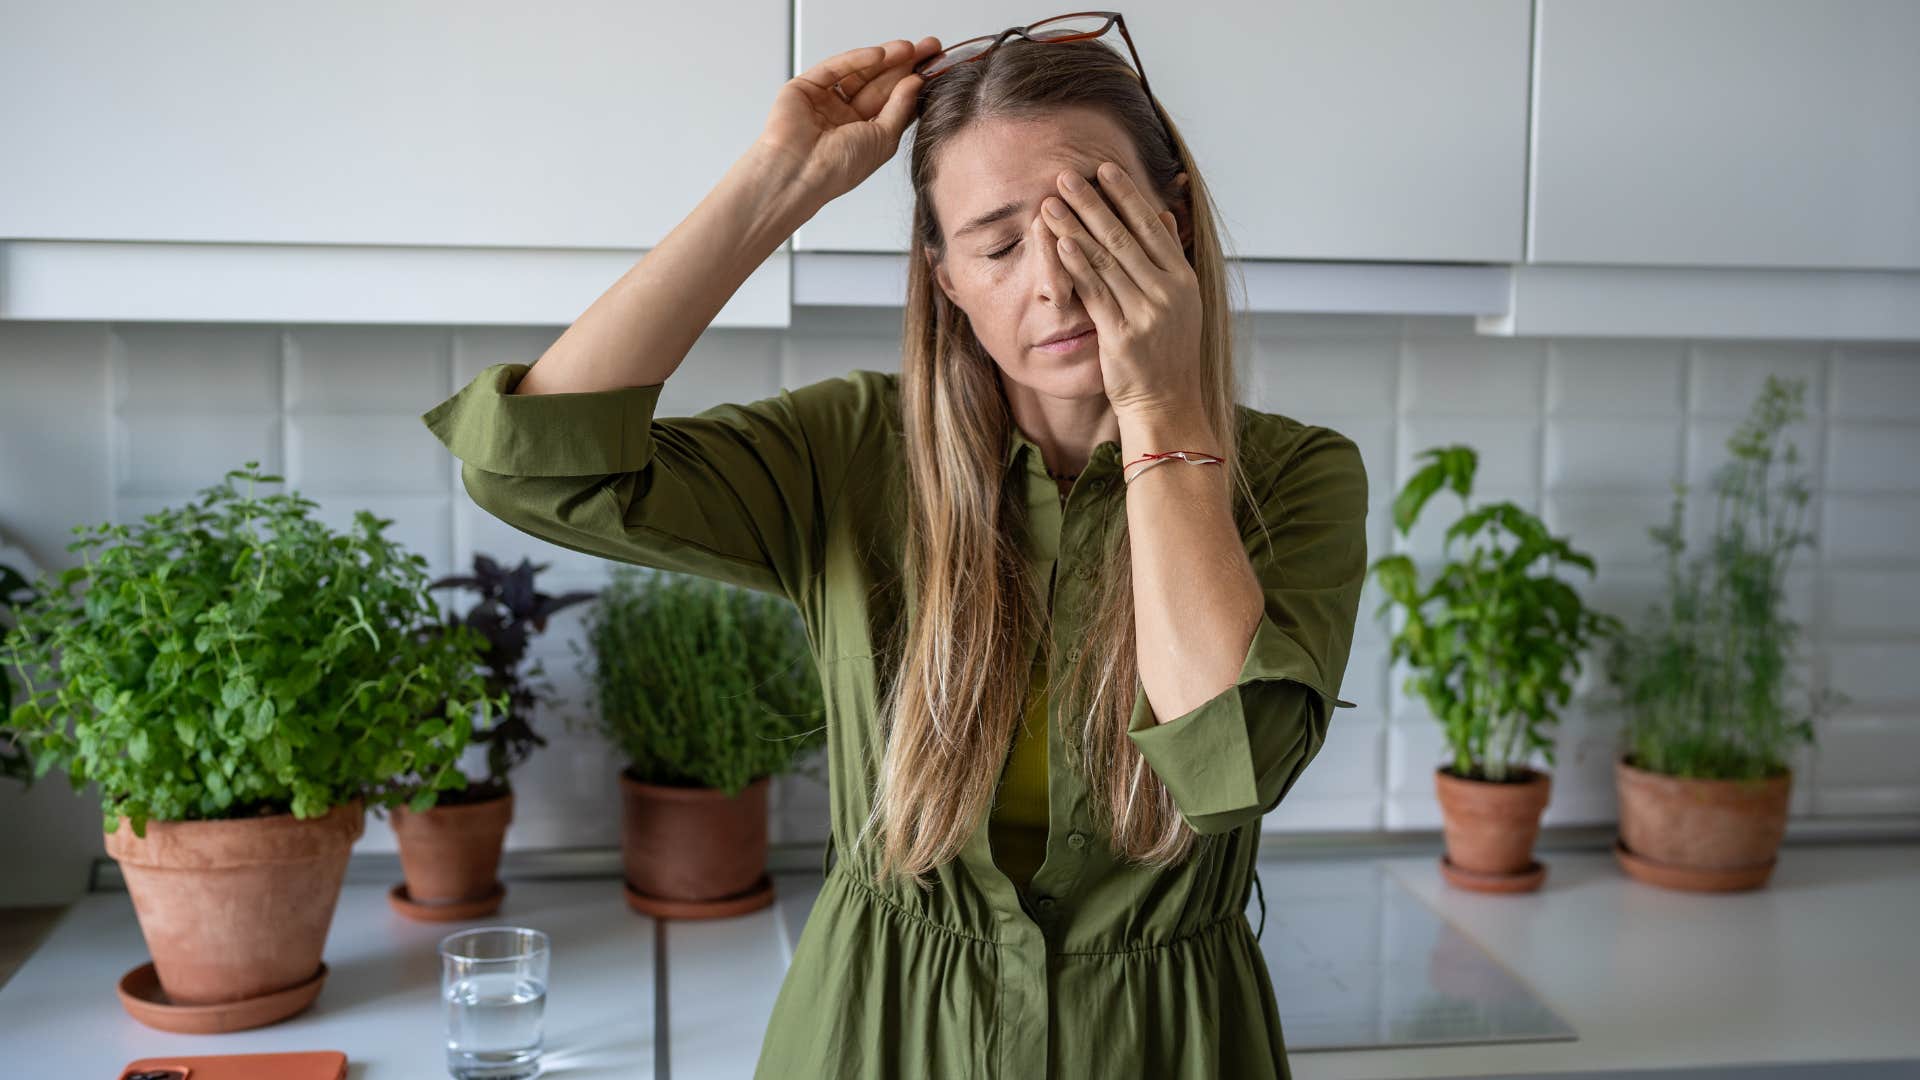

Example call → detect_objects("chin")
1054 363 1108 397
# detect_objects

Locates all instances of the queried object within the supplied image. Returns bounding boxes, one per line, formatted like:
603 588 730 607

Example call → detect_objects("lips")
1037 324 1095 346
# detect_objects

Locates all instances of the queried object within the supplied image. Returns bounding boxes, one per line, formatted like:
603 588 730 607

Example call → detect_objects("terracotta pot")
390 788 514 905
1434 764 1552 892
103 800 364 1007
1613 753 1791 891
619 768 770 903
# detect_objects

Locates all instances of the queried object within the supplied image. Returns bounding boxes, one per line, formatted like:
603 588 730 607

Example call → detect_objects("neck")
1001 370 1120 481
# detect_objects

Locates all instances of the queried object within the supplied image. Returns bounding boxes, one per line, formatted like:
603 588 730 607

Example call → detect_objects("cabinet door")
0 1 787 251
1529 0 1920 270
796 1 1531 262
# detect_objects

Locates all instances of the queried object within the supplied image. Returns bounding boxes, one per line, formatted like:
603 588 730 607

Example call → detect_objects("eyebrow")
953 200 1026 239
951 167 1110 240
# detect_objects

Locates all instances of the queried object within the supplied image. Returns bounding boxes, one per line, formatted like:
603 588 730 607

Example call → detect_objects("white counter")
1 844 1915 1078
1300 843 1920 1080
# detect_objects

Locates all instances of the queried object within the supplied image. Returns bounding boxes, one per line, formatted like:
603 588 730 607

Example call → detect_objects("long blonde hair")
853 37 1264 891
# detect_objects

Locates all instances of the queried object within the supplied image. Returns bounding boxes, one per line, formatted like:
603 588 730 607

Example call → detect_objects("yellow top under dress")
990 644 1052 892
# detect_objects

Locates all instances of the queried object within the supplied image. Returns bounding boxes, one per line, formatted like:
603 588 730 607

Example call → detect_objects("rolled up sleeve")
420 362 881 602
1125 425 1368 837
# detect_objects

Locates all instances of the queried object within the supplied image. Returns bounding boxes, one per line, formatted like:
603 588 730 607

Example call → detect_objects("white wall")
3 310 1917 904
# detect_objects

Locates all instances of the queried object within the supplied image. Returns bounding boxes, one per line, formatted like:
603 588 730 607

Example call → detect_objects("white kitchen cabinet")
0 0 793 326
795 1 1532 263
1528 0 1920 271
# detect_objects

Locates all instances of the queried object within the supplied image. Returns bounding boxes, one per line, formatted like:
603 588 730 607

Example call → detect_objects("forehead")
929 107 1144 242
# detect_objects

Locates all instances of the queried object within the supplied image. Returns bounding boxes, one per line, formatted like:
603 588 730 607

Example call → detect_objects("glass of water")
440 926 550 1080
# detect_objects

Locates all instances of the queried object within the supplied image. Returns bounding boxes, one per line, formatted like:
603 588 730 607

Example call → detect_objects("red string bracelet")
1122 449 1225 485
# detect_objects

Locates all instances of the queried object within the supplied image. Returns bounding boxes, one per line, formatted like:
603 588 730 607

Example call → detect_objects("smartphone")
117 1050 347 1080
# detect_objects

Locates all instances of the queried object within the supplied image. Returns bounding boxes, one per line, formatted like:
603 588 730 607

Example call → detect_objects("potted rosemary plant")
1370 445 1622 893
0 464 500 1031
382 553 596 921
1604 375 1835 891
577 565 825 919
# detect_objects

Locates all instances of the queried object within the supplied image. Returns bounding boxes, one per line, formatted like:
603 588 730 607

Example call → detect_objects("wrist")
1117 407 1218 455
736 141 826 224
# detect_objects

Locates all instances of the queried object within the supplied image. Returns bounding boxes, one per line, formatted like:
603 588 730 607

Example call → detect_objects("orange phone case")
117 1050 348 1080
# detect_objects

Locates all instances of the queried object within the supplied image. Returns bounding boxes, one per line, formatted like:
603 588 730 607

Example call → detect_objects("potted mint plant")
0 463 501 1031
381 553 596 922
1370 445 1622 893
577 566 825 919
1604 375 1837 892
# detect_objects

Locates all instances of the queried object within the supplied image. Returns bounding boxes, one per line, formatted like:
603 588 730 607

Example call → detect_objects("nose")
1028 210 1074 309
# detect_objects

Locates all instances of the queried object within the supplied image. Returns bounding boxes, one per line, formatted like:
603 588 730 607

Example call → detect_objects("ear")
925 251 957 305
1168 171 1194 251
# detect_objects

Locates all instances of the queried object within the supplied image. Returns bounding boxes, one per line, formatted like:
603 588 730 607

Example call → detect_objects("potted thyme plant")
381 553 596 922
1370 445 1622 893
577 565 825 919
1604 375 1836 892
0 464 501 1031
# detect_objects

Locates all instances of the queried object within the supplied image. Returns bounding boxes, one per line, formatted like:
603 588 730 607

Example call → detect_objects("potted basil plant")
380 553 596 921
0 463 501 1032
1370 445 1622 893
1 559 37 785
1604 375 1839 892
576 566 825 919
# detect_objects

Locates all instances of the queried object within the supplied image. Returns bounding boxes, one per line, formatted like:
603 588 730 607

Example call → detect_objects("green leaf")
221 678 251 711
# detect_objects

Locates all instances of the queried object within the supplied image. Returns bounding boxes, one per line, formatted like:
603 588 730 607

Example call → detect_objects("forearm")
1119 408 1265 724
514 143 822 396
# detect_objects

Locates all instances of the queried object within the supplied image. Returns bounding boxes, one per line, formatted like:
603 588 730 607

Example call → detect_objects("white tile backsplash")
1830 345 1920 419
1546 339 1687 415
1823 495 1920 564
2 313 1915 905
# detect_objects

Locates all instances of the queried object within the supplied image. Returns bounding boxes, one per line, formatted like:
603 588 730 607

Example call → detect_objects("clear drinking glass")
440 926 551 1080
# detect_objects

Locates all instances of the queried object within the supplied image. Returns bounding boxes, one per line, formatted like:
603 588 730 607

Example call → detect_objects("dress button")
1067 831 1087 850
1074 563 1093 580
1067 645 1081 663
1036 896 1056 912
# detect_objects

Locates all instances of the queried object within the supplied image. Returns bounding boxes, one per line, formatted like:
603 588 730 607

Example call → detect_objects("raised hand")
756 37 943 208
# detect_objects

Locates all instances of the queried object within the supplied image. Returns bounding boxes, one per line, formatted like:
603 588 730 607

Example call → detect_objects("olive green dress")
420 363 1367 1079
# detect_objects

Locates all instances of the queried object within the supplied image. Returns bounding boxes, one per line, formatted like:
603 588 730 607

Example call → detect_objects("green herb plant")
1 561 36 785
0 463 505 836
574 566 825 796
1370 446 1623 783
1604 375 1836 780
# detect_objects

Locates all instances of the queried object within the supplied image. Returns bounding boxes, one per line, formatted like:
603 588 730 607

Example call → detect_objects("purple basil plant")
424 554 597 804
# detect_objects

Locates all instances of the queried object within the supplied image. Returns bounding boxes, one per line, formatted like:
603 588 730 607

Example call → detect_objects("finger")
1047 169 1158 301
849 36 941 117
873 65 927 139
1078 161 1181 277
1159 210 1187 257
795 39 911 94
1053 234 1126 332
1042 185 1148 311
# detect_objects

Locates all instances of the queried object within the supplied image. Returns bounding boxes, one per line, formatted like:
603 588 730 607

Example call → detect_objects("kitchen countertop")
1 842 1914 1078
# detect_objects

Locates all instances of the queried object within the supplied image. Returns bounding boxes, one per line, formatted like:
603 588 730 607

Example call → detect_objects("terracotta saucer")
388 880 507 922
1439 852 1548 893
117 961 327 1034
1613 837 1776 892
623 872 776 919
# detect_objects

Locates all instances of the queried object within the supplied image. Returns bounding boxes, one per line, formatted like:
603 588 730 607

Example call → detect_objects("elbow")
1167 680 1332 838
459 461 527 529
1181 803 1267 837
457 461 613 550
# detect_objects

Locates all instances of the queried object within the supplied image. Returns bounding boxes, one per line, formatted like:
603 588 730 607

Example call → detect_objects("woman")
422 27 1367 1079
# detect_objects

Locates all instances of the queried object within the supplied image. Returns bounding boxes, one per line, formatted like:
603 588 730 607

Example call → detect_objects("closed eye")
986 239 1020 260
